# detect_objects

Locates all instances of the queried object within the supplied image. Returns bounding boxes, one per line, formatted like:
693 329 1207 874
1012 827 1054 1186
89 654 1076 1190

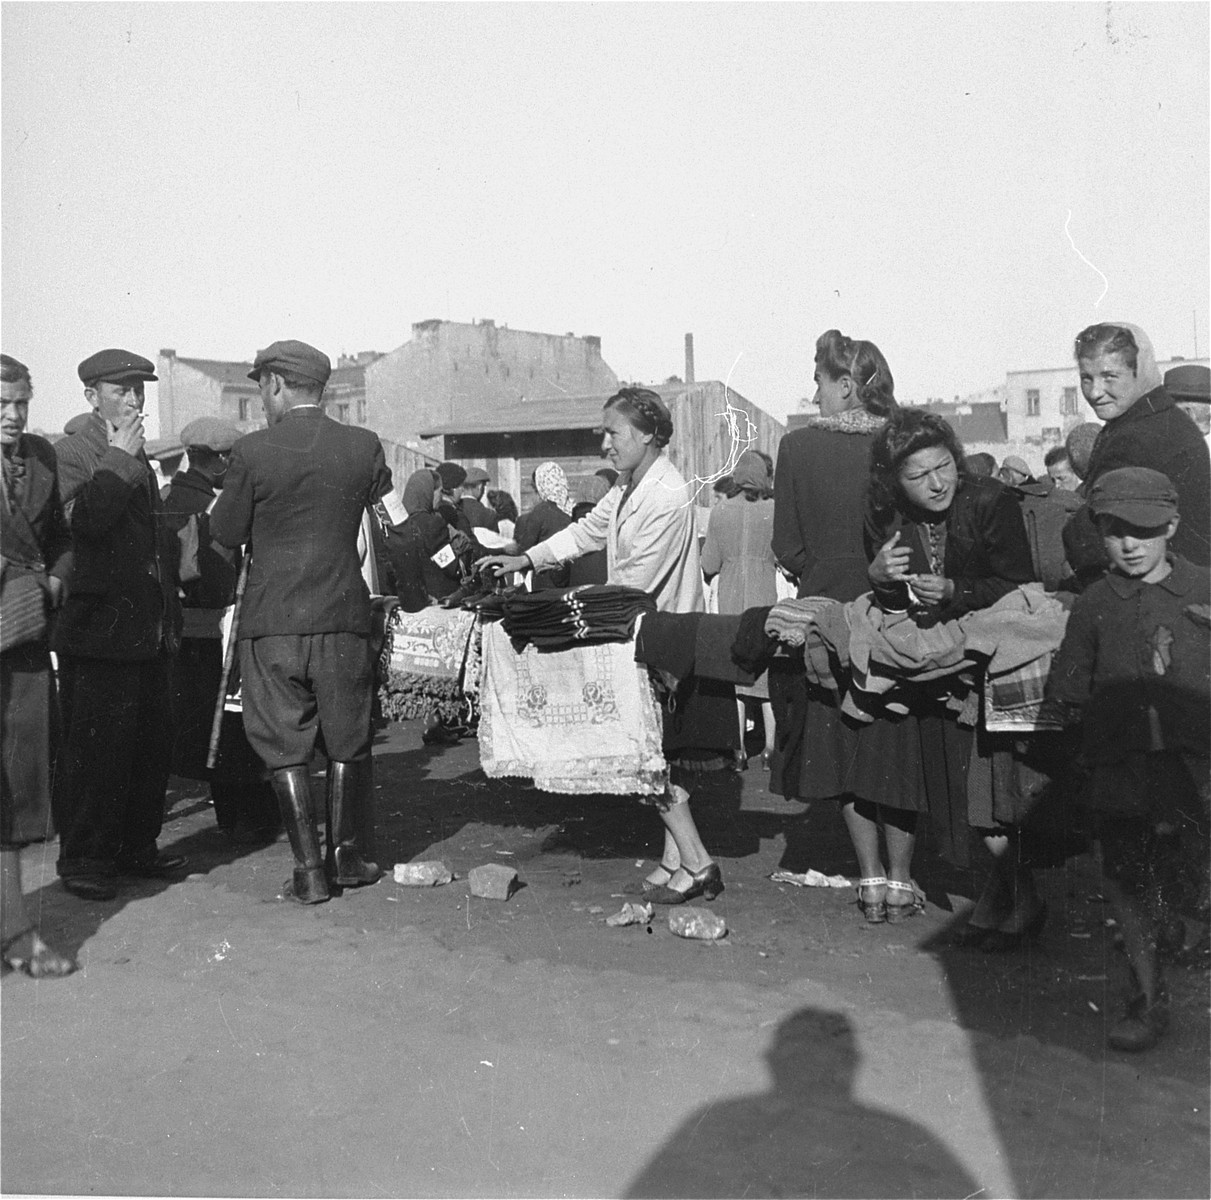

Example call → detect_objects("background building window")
356 400 366 424
1026 389 1040 416
1062 386 1078 415
239 396 249 421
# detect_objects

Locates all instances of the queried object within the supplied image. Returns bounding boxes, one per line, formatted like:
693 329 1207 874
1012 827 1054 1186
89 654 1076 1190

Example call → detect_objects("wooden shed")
419 381 785 512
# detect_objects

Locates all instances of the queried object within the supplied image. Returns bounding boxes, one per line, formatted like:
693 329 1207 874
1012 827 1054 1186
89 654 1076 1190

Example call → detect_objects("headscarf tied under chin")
534 461 573 516
402 469 438 516
730 449 771 494
1117 322 1163 394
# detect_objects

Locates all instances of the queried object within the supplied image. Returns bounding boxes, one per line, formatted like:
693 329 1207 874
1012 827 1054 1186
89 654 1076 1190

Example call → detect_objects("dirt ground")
3 720 1208 1199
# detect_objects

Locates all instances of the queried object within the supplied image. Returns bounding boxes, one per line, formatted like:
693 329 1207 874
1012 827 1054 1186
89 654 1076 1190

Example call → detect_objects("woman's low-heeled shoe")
622 861 679 897
646 862 724 905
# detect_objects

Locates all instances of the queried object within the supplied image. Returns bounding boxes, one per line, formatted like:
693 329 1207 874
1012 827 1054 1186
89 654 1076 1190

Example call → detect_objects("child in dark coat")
1048 467 1210 1051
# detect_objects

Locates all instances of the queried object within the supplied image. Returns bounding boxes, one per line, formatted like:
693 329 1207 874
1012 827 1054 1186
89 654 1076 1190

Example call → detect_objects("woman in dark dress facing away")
772 330 911 915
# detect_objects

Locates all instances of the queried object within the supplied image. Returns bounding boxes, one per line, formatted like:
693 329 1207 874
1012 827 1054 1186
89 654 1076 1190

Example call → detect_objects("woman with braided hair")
480 387 724 903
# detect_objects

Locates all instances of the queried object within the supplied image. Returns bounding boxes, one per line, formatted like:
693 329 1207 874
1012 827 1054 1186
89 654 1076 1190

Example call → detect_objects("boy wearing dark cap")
1047 467 1210 1051
211 340 394 904
53 349 186 899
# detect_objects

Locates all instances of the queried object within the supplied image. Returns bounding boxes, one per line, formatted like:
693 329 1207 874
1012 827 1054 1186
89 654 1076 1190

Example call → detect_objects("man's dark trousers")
54 655 173 877
239 632 374 769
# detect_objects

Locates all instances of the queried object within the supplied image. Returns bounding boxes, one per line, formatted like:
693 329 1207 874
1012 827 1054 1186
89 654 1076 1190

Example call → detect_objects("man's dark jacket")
1 433 71 589
209 408 392 639
51 414 180 660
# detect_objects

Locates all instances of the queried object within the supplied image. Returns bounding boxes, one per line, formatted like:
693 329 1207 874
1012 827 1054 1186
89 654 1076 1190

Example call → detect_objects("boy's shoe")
1107 988 1170 1052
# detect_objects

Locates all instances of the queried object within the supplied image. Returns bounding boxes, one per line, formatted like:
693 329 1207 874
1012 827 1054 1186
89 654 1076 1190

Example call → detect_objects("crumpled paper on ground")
605 901 654 927
668 907 727 940
393 861 454 886
770 869 853 889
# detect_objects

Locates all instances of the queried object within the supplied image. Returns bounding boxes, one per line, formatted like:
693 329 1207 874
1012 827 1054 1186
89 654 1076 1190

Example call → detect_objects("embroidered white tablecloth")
479 622 667 795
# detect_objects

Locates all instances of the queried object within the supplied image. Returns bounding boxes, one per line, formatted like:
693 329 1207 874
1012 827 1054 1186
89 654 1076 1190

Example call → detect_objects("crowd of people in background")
2 322 1207 1059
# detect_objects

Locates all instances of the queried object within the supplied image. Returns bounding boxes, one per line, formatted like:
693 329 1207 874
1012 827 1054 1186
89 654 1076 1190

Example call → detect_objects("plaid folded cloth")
502 584 657 650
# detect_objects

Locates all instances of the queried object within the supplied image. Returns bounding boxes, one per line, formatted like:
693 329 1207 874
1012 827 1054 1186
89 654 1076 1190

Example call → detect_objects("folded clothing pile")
501 584 657 651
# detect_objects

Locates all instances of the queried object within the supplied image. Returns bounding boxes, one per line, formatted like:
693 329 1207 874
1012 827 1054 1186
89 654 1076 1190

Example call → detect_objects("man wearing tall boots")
210 341 393 904
53 349 186 901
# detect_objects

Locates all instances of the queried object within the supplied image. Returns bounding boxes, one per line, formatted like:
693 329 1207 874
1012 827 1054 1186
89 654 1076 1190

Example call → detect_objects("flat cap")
1001 455 1031 476
78 348 157 386
1165 364 1210 402
436 461 467 490
463 466 491 486
179 416 242 452
1088 466 1179 526
144 436 184 462
63 412 94 435
247 340 331 386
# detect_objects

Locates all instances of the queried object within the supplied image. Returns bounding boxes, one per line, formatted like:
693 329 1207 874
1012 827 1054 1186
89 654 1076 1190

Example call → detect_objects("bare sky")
3 1 1208 435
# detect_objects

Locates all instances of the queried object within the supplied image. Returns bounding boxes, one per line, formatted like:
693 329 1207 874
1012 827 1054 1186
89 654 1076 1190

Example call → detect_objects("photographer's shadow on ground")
625 1006 980 1200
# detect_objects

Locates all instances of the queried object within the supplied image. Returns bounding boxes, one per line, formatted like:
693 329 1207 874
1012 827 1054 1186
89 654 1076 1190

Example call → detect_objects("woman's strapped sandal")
885 879 926 922
856 877 888 924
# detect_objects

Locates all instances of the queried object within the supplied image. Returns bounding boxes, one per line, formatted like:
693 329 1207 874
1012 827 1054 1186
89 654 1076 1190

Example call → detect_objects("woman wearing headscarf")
1064 322 1211 577
1 354 75 976
381 469 462 613
702 449 778 769
513 462 573 590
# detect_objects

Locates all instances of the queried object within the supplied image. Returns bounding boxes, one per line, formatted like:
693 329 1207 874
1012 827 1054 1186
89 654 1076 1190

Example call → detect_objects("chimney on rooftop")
684 334 695 384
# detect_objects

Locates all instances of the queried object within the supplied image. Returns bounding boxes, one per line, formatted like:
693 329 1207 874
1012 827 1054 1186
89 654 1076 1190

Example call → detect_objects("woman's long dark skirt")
776 674 975 866
1 642 55 847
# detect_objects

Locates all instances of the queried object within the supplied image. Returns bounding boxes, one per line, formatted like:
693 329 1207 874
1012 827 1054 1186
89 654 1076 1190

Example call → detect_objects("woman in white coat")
480 388 723 903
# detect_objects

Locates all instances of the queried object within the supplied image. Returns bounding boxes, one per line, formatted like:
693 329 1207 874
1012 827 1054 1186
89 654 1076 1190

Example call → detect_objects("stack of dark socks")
501 585 657 651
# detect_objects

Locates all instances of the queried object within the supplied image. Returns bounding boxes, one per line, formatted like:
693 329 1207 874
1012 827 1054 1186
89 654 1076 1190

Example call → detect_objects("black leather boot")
270 766 329 904
326 759 382 887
